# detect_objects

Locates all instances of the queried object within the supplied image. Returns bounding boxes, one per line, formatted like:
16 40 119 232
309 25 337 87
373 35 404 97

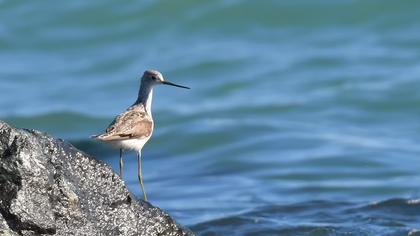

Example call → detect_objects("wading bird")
92 70 190 201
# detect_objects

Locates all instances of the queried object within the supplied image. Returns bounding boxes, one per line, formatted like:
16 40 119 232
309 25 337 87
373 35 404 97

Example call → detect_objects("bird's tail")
90 134 101 139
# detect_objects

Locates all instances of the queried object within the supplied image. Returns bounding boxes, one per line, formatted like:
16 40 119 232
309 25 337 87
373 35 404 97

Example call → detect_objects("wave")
191 198 420 235
1 111 109 140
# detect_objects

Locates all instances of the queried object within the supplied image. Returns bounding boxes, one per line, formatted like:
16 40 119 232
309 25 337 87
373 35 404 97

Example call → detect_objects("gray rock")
0 121 193 236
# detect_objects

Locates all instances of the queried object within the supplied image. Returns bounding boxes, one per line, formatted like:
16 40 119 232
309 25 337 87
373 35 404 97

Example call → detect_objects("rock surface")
0 121 193 236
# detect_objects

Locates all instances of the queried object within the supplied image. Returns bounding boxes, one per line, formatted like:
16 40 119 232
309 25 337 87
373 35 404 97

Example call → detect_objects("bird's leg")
137 151 148 201
119 148 124 178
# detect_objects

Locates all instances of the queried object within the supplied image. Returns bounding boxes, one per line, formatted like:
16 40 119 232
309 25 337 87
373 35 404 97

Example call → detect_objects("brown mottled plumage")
96 104 153 142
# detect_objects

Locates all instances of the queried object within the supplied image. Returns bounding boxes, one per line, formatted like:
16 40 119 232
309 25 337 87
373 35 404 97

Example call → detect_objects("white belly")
114 138 150 151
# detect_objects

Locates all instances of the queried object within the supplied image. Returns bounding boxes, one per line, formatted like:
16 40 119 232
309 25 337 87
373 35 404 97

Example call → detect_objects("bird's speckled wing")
94 105 153 141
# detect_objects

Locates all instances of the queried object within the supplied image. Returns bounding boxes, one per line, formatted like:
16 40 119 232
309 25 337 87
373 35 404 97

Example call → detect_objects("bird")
92 70 190 201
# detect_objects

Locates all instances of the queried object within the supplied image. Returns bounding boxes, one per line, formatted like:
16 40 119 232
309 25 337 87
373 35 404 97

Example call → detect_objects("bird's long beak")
162 80 190 89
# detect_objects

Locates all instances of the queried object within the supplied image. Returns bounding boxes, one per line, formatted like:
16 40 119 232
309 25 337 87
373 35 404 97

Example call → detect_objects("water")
1 1 420 235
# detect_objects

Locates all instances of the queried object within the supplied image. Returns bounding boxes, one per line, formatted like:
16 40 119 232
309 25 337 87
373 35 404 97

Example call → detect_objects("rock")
0 121 193 236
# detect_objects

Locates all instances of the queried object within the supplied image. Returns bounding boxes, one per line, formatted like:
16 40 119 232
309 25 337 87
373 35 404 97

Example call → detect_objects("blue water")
2 1 420 235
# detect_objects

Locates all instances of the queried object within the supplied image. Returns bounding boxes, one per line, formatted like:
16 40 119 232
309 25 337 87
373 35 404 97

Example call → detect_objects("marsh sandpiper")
92 70 190 201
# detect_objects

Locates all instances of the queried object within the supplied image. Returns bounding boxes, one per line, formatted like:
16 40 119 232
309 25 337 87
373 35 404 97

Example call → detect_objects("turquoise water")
2 1 420 235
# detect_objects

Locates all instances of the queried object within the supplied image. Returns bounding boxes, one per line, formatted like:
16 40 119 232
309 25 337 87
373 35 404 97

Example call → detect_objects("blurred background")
1 1 420 235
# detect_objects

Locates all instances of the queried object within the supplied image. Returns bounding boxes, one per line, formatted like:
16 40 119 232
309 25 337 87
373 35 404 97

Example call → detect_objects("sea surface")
1 1 420 235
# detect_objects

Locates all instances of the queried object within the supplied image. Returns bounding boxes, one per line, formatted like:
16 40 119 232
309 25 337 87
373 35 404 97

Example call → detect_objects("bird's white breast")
115 138 150 151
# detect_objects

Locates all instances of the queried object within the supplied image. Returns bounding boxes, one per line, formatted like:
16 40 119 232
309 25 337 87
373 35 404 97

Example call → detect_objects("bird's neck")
136 82 153 116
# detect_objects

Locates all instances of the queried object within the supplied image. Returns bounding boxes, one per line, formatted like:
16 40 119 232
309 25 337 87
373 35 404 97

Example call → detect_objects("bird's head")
142 70 190 89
